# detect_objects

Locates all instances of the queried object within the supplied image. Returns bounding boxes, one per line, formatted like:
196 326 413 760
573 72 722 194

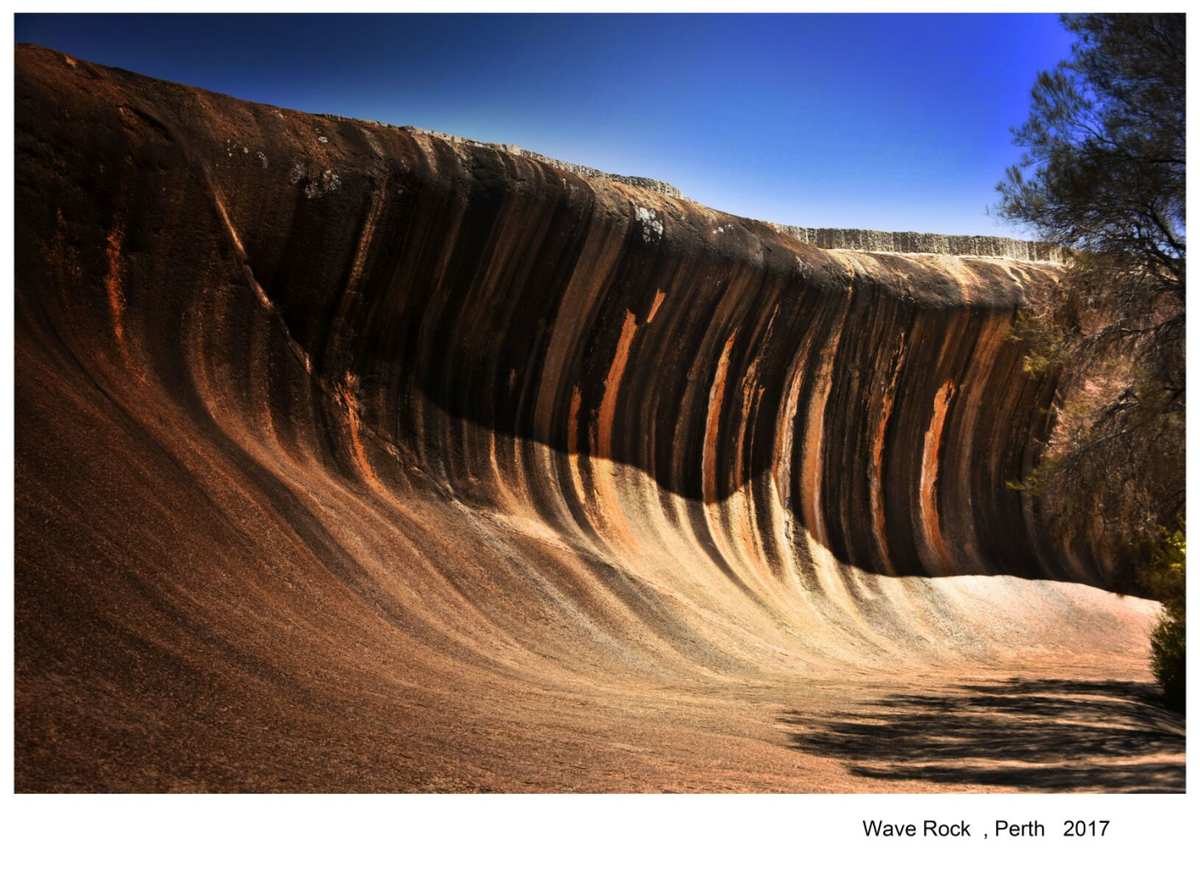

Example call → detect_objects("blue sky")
16 13 1075 235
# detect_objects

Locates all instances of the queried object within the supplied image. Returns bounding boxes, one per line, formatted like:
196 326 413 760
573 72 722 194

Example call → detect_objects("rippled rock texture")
15 46 1175 792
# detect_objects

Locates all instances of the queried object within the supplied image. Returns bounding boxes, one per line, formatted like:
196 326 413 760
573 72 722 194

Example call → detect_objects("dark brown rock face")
13 45 1089 582
15 46 1158 793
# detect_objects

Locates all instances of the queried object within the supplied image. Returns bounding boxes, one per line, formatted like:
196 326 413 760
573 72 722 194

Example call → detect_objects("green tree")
1143 527 1185 711
997 14 1184 710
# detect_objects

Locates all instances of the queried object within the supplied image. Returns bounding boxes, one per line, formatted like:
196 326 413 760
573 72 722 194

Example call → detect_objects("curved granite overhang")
14 46 1100 586
15 45 1157 792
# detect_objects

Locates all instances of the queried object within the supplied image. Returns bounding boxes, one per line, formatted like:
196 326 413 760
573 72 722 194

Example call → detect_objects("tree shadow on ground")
780 678 1185 792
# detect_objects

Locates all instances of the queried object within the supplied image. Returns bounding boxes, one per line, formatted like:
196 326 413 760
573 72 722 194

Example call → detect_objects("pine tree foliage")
997 14 1184 708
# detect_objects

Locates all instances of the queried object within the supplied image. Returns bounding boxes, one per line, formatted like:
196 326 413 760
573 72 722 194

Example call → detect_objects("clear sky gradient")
16 13 1075 235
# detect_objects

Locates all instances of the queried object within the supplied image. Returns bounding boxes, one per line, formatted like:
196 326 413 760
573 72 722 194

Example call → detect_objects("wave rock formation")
15 46 1178 792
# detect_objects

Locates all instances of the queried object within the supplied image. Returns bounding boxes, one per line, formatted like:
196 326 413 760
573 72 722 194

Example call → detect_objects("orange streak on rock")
592 312 641 549
951 316 1010 570
567 385 582 453
340 183 387 309
597 310 639 459
104 220 127 359
702 332 736 505
772 329 815 506
339 374 383 492
646 288 666 324
800 312 846 548
533 209 627 440
209 185 313 375
728 361 777 590
919 380 957 575
565 385 589 506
